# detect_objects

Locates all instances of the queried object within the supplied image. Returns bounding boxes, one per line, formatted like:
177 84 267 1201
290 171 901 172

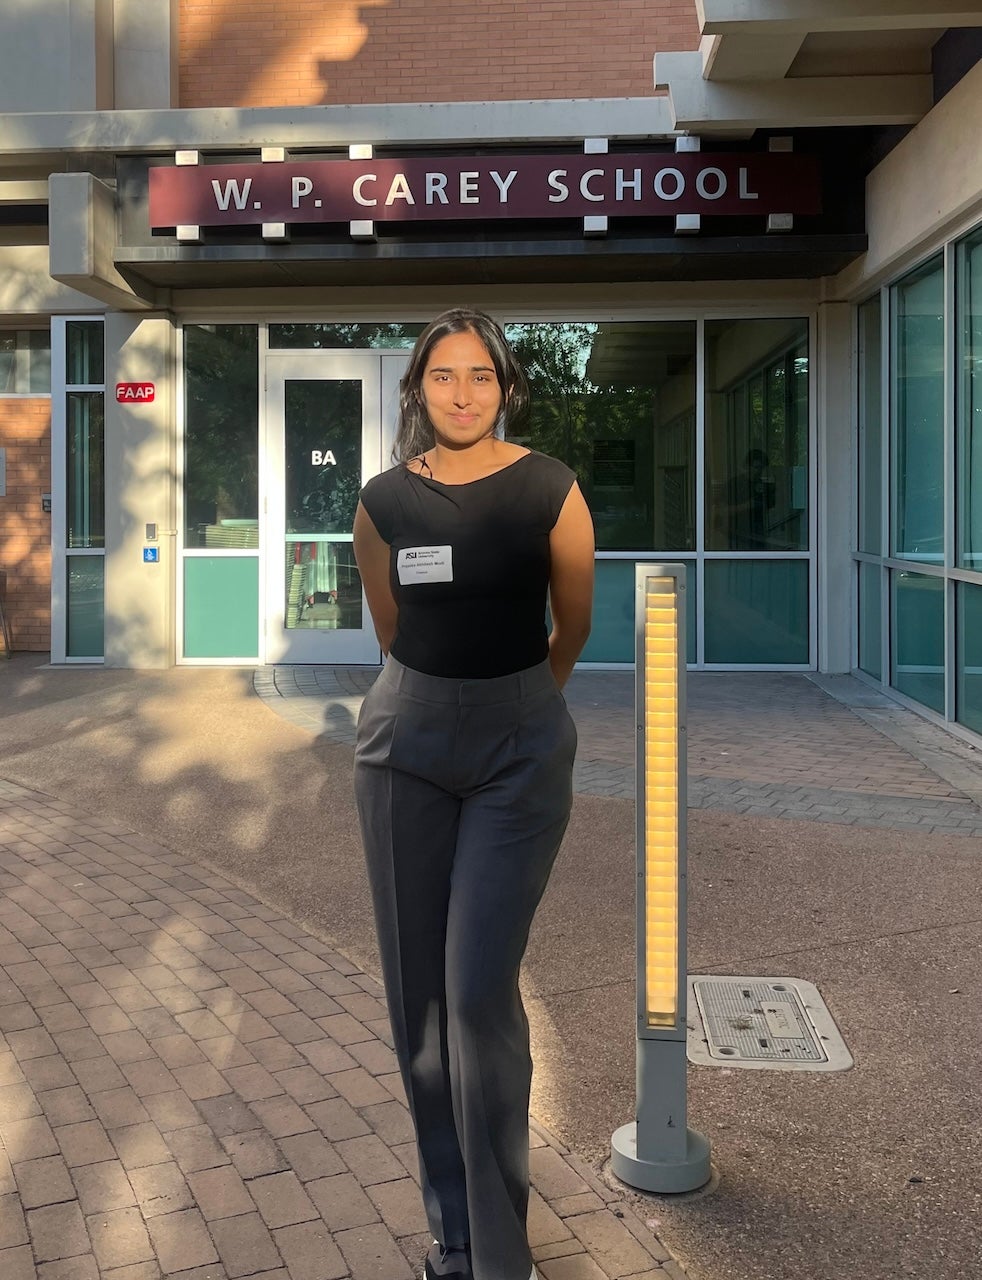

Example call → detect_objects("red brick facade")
179 0 699 109
0 399 51 653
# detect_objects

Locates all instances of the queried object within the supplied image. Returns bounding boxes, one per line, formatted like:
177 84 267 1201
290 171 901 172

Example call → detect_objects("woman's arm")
353 501 398 655
547 483 595 688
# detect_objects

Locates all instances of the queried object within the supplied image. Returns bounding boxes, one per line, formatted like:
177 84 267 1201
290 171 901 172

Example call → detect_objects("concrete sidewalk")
0 653 980 1280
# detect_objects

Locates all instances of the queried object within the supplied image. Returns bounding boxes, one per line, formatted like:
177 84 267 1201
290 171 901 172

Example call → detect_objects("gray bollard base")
610 1121 712 1194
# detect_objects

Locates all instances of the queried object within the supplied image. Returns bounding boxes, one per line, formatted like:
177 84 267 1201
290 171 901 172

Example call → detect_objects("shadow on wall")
178 0 700 110
179 0 389 109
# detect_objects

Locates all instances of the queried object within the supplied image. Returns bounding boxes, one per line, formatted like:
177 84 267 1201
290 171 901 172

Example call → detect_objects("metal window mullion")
258 322 271 664
880 286 892 690
882 556 945 576
82 398 92 546
176 321 188 662
49 320 68 663
851 303 860 672
695 318 706 667
945 239 957 721
807 314 817 670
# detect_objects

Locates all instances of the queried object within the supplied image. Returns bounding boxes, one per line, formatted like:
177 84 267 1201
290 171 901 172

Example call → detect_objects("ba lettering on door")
311 450 337 465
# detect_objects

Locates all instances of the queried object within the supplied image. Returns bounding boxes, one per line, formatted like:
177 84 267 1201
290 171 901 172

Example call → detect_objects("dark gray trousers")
353 655 576 1280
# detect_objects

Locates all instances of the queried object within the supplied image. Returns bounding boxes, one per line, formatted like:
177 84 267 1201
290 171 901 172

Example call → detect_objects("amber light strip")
643 583 679 1029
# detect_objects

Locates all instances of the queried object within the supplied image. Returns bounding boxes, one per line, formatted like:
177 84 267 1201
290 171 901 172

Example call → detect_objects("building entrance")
262 351 407 663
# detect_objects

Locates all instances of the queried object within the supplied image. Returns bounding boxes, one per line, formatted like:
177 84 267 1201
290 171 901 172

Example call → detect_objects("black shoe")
423 1240 472 1280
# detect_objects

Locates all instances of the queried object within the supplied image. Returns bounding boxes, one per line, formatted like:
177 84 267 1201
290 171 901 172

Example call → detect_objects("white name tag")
397 545 453 585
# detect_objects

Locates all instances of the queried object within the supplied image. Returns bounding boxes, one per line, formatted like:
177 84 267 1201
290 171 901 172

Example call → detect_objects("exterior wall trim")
0 98 677 157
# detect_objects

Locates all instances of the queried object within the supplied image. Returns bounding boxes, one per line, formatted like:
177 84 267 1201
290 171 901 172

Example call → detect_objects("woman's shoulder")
521 450 577 487
360 463 408 500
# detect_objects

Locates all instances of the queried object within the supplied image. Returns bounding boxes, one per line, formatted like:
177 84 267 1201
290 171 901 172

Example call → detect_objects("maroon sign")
149 152 821 229
116 382 155 402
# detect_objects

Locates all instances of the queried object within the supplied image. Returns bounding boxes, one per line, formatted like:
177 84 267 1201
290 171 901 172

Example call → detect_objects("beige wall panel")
0 245 107 318
103 313 177 669
835 60 982 297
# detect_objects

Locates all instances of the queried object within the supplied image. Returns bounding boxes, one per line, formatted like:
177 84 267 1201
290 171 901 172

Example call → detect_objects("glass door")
263 352 405 663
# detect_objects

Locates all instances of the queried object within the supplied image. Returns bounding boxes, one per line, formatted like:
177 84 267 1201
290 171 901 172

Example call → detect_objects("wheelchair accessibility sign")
143 547 160 563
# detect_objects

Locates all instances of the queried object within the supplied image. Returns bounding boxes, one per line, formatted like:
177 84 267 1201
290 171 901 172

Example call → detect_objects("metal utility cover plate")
687 976 853 1072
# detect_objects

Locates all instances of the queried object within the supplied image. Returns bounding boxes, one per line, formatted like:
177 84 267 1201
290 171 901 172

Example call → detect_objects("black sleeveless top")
359 451 576 678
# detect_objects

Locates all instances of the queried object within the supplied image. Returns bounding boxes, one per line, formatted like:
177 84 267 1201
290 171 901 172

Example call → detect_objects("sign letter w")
211 178 253 211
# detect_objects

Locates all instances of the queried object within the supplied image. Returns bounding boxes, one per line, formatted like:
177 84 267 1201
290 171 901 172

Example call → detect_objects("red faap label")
116 382 155 403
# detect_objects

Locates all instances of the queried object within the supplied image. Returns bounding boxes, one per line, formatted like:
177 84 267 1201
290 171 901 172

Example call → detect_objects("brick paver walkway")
255 668 982 836
0 779 683 1280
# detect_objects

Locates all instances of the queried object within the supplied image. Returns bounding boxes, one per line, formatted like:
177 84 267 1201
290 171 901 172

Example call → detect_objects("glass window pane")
0 333 16 392
184 325 259 547
704 560 809 664
268 323 424 349
67 555 104 658
891 569 944 712
283 379 364 632
705 319 809 552
577 559 695 665
956 581 982 734
0 330 51 393
891 257 944 562
506 322 696 551
957 229 982 569
66 393 105 549
28 331 51 393
858 561 882 680
858 296 883 554
66 322 104 386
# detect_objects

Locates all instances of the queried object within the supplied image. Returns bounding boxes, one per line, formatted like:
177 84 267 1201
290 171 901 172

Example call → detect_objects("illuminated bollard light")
610 563 711 1194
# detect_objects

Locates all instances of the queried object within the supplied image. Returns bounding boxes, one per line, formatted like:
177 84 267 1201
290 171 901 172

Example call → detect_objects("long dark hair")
393 308 530 462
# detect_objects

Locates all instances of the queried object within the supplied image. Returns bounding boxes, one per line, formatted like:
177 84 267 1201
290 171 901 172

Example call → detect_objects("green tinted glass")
704 560 809 664
891 570 944 712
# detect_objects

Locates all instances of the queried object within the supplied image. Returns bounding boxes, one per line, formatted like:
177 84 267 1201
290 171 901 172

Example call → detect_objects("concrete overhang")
0 97 678 167
49 171 156 310
112 235 868 293
657 2 981 134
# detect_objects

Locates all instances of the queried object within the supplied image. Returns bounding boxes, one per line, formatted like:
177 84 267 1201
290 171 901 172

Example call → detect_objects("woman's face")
420 330 505 450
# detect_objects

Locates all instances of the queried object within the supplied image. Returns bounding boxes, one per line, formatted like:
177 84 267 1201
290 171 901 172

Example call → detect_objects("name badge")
397 545 453 585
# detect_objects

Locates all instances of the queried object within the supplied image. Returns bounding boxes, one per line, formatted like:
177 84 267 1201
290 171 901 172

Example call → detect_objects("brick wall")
179 0 699 109
0 399 51 653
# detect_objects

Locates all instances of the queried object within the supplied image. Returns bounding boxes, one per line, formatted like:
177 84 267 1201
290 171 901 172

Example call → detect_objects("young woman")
352 309 594 1280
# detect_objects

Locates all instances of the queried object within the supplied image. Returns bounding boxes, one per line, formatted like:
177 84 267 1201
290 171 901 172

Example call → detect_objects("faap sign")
148 151 821 229
116 382 155 402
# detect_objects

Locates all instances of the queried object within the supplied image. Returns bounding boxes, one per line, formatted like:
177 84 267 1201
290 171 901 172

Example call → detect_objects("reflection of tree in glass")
269 322 423 350
184 326 259 543
507 323 660 548
286 380 362 533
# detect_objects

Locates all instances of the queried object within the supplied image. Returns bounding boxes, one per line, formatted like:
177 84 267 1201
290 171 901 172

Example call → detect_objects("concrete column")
0 0 113 112
816 300 853 674
103 313 177 669
113 0 179 109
